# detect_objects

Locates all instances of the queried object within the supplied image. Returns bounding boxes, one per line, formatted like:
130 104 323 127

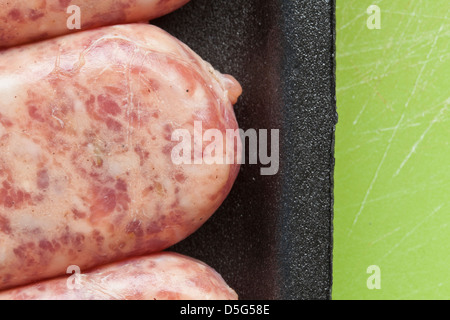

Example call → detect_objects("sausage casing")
0 24 242 289
0 0 191 48
0 252 238 300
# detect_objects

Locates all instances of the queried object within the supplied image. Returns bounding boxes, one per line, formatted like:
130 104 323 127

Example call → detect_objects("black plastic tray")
154 0 336 300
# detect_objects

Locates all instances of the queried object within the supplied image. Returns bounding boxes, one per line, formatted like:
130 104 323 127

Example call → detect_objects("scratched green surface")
334 0 449 299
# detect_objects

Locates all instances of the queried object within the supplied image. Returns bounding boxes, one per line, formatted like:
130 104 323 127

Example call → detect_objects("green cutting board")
334 0 449 299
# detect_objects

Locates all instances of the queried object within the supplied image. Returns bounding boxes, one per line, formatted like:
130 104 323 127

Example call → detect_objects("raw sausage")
0 23 242 290
0 0 190 48
0 252 238 300
0 24 242 290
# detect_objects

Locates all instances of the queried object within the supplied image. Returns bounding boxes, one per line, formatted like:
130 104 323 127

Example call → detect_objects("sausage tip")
222 74 243 105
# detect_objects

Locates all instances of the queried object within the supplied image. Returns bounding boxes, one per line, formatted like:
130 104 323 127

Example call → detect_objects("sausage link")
0 252 238 300
0 0 190 48
0 24 242 290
